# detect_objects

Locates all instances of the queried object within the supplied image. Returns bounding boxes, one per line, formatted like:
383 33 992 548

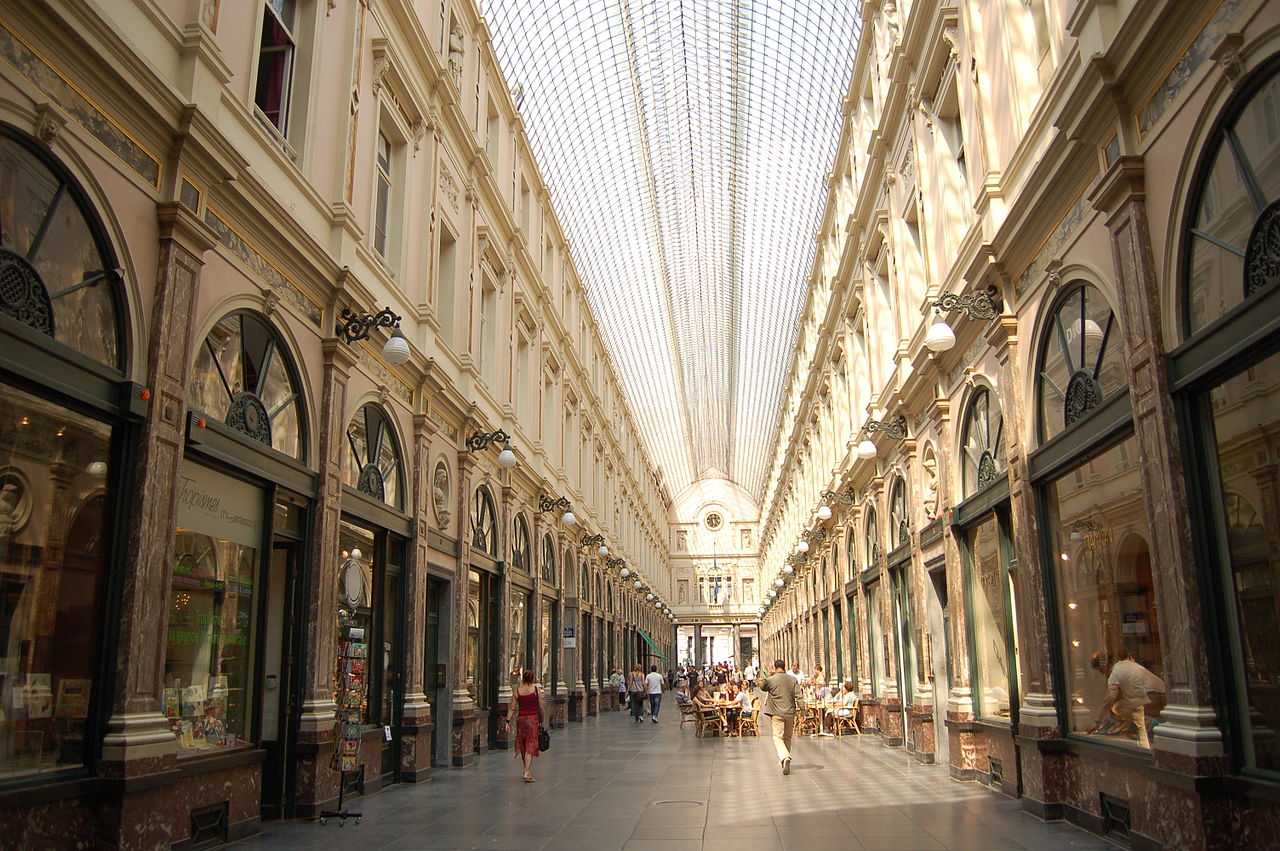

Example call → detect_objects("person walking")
646 665 665 723
760 658 799 775
507 669 546 782
628 665 647 723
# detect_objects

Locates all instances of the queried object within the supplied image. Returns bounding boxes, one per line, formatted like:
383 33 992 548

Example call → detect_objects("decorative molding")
32 102 65 145
203 208 322 326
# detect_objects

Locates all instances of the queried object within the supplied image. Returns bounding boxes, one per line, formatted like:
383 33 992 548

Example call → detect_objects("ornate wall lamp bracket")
932 285 1002 320
466 428 510 452
821 487 857 506
337 306 411 363
864 415 908 440
538 495 571 513
338 306 401 342
581 533 605 548
801 527 827 545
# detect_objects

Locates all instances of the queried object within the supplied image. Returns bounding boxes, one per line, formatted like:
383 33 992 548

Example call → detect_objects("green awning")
636 628 669 663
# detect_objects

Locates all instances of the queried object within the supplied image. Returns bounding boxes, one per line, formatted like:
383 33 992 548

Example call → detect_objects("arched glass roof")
485 0 862 499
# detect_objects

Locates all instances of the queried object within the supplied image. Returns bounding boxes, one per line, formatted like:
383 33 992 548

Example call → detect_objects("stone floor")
232 711 1117 850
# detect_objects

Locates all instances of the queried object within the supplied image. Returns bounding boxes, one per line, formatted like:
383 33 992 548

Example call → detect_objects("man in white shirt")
645 665 666 723
1087 651 1167 748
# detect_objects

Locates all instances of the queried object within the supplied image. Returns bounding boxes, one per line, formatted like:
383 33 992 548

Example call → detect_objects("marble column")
450 454 478 766
294 336 360 806
1091 157 1225 774
100 203 214 786
493 482 516 748
399 412 438 782
693 623 704 668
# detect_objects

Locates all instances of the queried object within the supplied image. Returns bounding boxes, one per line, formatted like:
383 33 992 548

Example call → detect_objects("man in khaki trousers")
759 659 799 775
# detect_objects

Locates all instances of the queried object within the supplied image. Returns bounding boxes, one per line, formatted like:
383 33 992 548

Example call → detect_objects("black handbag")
538 725 551 751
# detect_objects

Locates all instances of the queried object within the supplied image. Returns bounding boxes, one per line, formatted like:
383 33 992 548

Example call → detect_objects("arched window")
512 514 531 572
961 386 1005 497
470 486 498 556
1035 282 1123 443
1183 70 1280 335
581 563 590 602
189 311 306 459
541 534 557 584
864 505 879 566
889 477 909 547
344 403 403 509
0 127 125 368
845 525 858 580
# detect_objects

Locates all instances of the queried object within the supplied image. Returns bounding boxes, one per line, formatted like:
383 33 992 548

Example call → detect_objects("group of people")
610 665 668 723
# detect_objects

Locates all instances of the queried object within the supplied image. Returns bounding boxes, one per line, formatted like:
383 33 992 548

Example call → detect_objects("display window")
512 515 530 573
1045 435 1162 749
866 582 885 696
509 589 529 683
0 388 113 777
964 515 1019 722
166 462 265 755
540 597 554 690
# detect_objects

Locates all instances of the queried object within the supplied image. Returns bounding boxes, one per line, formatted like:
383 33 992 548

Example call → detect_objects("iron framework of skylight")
484 0 862 500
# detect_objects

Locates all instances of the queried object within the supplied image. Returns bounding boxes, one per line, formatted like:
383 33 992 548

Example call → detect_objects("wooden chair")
694 705 727 738
736 698 761 737
678 700 697 728
796 701 822 736
833 708 861 737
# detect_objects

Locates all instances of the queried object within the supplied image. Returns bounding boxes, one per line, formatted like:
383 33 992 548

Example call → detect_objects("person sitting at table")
824 681 859 732
735 683 754 718
692 685 718 712
675 683 691 706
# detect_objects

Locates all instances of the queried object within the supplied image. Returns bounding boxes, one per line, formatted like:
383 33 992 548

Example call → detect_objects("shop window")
1045 435 1162 749
1199 348 1280 772
0 388 112 776
512 515 530 573
167 463 265 755
866 582 885 696
961 386 1006 497
1184 73 1280 335
580 564 589 603
541 534 556 585
539 597 553 689
1036 282 1124 443
509 589 529 684
465 569 491 708
0 130 123 368
965 515 1019 721
470 486 497 557
344 403 403 510
189 312 305 460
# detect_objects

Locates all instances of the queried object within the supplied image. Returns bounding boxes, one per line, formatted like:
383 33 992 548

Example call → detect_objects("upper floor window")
1036 282 1123 443
374 132 392 258
0 128 123 369
254 1 297 135
189 311 306 460
344 403 403 510
961 386 1005 497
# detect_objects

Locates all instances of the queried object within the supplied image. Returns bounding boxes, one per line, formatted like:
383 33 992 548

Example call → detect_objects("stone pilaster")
1090 157 1225 774
101 204 215 782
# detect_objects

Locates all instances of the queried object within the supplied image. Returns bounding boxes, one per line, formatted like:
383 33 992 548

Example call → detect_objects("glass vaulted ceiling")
485 0 861 500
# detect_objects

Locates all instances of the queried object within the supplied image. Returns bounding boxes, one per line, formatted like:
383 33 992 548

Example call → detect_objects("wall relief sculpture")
432 459 451 529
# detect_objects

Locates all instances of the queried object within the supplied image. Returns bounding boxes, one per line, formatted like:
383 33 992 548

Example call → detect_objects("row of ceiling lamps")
759 285 1006 620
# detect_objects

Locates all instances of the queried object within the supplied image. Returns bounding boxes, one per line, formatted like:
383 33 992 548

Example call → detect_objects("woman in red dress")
508 669 545 782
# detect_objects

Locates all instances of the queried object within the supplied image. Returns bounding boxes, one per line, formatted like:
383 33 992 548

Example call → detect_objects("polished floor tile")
230 709 1119 850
